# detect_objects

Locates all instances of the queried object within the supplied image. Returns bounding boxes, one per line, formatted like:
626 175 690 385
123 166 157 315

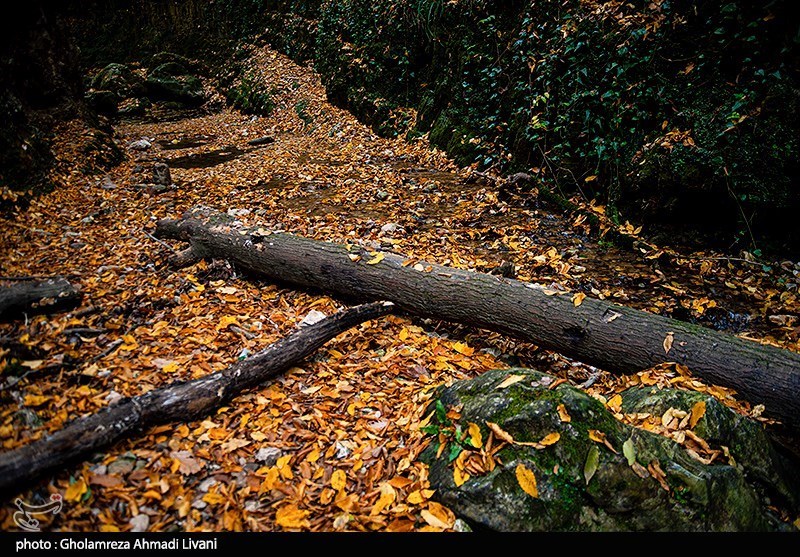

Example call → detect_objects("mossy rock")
91 63 146 98
420 368 794 531
85 90 120 115
620 386 800 511
145 63 205 106
149 51 208 76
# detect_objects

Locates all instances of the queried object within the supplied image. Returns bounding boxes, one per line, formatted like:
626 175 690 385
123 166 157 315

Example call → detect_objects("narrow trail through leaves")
1 47 799 531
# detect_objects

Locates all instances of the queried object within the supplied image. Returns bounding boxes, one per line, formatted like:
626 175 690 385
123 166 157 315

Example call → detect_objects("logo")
13 494 63 532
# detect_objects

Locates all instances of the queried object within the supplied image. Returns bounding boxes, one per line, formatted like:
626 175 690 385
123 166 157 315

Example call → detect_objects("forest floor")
1 47 799 532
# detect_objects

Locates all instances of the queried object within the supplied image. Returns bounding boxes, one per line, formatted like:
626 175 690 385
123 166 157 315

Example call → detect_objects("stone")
255 447 283 466
375 190 389 201
145 63 205 106
420 367 794 531
129 513 149 532
152 163 172 186
128 139 151 151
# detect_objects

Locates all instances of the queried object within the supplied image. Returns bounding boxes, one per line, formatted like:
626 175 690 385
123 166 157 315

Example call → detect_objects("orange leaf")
689 401 706 429
539 432 560 446
557 404 571 423
331 469 347 491
572 292 586 307
515 464 538 498
370 482 396 516
496 374 526 389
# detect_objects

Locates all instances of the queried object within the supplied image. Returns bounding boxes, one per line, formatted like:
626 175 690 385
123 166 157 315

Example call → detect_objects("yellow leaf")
496 374 526 389
217 315 239 330
23 395 49 407
260 467 280 491
453 467 470 487
589 429 618 453
572 292 586 307
202 492 226 505
331 469 347 491
348 254 361 262
539 432 561 446
366 252 385 265
557 404 571 422
421 502 454 529
689 401 706 429
486 421 515 444
65 478 88 502
275 504 310 530
468 422 483 449
663 332 674 354
370 482 396 516
162 361 179 374
584 175 598 183
398 328 409 341
99 524 119 532
607 394 623 413
452 341 474 356
515 464 539 498
306 449 320 463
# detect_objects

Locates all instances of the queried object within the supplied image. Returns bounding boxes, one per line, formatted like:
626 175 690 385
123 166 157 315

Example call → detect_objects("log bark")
0 301 393 495
154 206 800 429
0 277 81 321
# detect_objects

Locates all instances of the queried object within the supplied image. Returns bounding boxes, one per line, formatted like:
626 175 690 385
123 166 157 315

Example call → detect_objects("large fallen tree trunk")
0 301 393 494
154 207 800 429
0 277 81 321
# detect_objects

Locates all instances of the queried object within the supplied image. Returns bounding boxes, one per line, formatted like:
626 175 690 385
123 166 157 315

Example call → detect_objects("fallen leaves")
0 38 797 534
515 464 539 498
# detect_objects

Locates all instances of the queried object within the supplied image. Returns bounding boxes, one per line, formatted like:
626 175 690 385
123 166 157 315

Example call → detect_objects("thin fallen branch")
0 301 394 495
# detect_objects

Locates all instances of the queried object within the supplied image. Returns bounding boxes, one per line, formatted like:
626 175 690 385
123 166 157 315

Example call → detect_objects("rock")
91 63 146 98
117 96 151 116
128 139 151 151
145 63 205 106
375 190 389 201
255 447 283 466
380 222 401 234
198 477 218 492
149 52 208 76
420 367 793 531
152 163 172 186
620 386 800 511
99 176 117 190
129 514 149 532
247 136 275 146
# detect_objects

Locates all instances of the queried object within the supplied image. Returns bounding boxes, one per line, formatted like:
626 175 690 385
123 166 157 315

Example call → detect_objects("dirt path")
1 47 798 532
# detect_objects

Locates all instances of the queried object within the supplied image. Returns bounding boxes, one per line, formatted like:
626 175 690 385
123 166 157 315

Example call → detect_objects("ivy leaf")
622 437 636 466
448 443 462 463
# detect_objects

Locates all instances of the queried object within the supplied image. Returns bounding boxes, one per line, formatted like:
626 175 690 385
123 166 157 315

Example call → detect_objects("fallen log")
0 301 393 494
0 277 82 321
154 206 800 429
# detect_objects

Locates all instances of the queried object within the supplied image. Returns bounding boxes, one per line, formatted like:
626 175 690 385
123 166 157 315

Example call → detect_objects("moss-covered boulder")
145 62 205 106
90 62 146 98
620 386 800 512
420 368 794 531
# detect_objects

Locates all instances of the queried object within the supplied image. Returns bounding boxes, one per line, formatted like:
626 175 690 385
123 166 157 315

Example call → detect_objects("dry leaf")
689 401 706 428
370 482 396 515
515 464 539 498
584 445 599 485
572 292 586 307
366 252 385 265
485 421 514 444
275 504 310 529
663 332 674 354
539 432 560 446
331 469 347 491
64 478 88 502
170 450 204 475
557 404 571 422
496 374 526 389
467 422 483 449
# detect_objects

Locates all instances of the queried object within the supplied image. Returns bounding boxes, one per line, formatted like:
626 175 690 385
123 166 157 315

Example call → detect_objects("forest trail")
1 47 799 531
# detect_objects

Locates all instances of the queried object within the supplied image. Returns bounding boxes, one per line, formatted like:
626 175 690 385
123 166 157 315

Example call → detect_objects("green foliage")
227 73 275 116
